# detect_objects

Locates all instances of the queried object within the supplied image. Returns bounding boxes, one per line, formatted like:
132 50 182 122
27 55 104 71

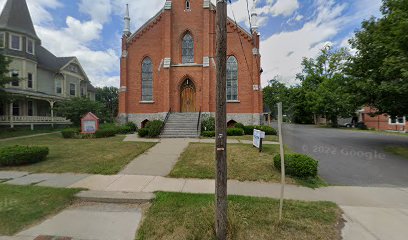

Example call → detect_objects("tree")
55 97 103 126
96 86 118 123
296 46 358 125
348 0 408 116
263 77 290 118
0 54 17 102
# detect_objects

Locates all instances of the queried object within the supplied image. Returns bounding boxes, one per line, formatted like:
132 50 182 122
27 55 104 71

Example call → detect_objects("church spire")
0 0 39 40
251 0 259 34
123 4 131 36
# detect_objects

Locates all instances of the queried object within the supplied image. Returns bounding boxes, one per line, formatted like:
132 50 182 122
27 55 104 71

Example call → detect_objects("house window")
70 83 76 96
27 101 33 116
26 38 34 54
226 56 238 101
182 33 194 64
389 116 406 125
12 102 20 116
27 73 33 88
142 57 153 101
0 32 5 48
11 70 19 87
0 102 4 115
186 0 191 10
10 34 21 50
55 80 62 94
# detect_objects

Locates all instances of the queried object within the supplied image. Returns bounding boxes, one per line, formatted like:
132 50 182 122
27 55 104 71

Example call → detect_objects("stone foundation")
125 113 168 128
202 112 263 126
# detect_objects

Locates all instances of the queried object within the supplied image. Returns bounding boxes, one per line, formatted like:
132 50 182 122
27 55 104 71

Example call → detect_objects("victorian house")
118 0 264 136
0 0 95 129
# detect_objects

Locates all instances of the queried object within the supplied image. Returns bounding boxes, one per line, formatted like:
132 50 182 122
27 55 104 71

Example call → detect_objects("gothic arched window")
186 0 191 10
182 33 194 64
227 56 238 101
141 57 153 101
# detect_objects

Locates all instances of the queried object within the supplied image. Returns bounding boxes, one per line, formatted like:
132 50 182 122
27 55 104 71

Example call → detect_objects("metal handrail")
160 108 172 135
197 107 202 133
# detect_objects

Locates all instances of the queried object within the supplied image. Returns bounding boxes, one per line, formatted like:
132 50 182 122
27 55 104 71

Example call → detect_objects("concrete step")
75 190 155 204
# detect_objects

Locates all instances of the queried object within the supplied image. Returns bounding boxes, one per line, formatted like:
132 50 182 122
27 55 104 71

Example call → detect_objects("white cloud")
79 0 112 24
267 0 300 17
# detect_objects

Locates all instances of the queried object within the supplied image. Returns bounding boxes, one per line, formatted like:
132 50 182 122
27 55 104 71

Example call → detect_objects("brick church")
118 0 263 130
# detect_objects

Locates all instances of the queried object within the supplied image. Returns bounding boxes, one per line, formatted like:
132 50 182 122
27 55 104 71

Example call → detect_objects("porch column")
48 100 55 128
9 102 14 128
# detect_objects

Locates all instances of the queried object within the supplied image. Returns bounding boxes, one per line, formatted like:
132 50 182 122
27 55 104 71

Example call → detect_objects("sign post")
277 102 286 221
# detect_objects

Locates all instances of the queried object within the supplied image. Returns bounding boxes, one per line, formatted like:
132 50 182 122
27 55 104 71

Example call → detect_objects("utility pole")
215 0 228 239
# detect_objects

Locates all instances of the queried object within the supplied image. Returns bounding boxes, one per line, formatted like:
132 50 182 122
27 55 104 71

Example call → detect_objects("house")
118 0 264 132
0 0 95 129
359 107 407 133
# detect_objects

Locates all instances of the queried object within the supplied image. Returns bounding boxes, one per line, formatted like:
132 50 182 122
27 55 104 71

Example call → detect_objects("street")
281 124 408 187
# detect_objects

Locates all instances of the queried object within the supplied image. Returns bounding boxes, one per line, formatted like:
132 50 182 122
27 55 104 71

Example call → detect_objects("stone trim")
163 58 171 68
119 86 127 93
203 57 210 67
164 1 172 10
252 48 259 56
121 50 128 58
139 101 155 104
203 0 210 8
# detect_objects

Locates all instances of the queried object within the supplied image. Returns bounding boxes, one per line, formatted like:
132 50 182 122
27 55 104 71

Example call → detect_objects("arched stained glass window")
182 33 194 64
142 57 153 101
227 56 238 101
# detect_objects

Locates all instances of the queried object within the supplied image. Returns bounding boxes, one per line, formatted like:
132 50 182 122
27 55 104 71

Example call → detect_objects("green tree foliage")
55 97 103 126
263 78 289 118
0 54 15 101
348 0 408 116
296 46 358 125
95 86 118 123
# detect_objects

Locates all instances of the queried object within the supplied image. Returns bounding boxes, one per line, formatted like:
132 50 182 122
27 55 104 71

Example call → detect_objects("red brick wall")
362 107 407 132
119 0 263 115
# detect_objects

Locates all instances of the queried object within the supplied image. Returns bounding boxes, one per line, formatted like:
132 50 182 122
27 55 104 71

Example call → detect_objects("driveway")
280 124 408 187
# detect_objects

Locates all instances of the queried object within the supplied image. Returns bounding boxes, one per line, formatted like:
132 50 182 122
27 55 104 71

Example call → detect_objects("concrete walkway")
0 132 60 142
1 171 408 240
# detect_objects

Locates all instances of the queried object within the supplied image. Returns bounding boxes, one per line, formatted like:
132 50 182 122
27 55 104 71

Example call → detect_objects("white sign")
82 120 96 133
253 129 265 149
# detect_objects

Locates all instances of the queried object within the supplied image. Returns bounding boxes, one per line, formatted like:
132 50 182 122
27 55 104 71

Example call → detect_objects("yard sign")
81 112 99 134
253 129 266 152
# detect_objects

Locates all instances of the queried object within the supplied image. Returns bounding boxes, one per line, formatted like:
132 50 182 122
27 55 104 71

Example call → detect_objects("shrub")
125 122 138 132
254 126 277 135
201 117 215 132
227 128 244 136
234 123 245 130
274 154 318 178
0 146 49 166
61 128 80 139
138 128 149 137
146 120 164 138
201 131 215 137
242 126 255 135
95 128 117 138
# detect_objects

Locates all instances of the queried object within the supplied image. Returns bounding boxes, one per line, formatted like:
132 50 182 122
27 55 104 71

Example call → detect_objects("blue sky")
0 0 382 87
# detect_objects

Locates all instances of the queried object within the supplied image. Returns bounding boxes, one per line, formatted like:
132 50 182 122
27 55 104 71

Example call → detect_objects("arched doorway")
180 79 196 112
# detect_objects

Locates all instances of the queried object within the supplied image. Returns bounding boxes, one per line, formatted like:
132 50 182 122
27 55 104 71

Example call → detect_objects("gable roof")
36 46 75 72
0 0 39 40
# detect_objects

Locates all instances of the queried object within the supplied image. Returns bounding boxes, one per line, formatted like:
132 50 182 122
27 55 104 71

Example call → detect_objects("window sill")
227 100 240 103
140 101 155 104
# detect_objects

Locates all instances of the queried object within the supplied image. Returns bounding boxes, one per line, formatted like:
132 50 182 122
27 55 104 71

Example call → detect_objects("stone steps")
161 112 200 138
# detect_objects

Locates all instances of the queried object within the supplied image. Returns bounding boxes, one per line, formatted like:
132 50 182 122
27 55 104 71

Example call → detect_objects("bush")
274 154 318 178
201 117 215 132
95 128 117 138
201 131 215 137
254 126 277 135
125 122 138 132
61 128 80 139
242 126 255 135
138 128 149 137
227 128 244 136
234 123 245 130
146 120 164 138
0 146 49 166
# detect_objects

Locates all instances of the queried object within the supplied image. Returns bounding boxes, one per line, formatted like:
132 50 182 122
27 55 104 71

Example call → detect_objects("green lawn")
169 143 326 188
136 192 342 240
229 135 279 142
384 146 408 160
0 184 80 235
0 128 59 139
0 134 156 175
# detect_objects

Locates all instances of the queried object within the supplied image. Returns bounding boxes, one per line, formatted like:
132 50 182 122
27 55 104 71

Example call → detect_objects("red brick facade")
118 0 263 126
360 107 407 132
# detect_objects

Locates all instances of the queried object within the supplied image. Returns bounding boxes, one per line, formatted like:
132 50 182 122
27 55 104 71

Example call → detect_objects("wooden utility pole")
215 0 228 239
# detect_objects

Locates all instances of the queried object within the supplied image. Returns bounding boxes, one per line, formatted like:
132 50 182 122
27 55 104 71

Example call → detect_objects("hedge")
0 146 49 166
61 128 80 139
234 123 245 130
242 125 277 135
274 154 318 178
201 117 215 132
138 128 149 137
227 128 244 136
139 120 164 138
95 128 117 138
201 131 215 137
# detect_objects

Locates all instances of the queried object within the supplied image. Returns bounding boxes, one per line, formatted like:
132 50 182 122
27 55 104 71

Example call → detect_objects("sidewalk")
0 132 60 142
1 171 408 240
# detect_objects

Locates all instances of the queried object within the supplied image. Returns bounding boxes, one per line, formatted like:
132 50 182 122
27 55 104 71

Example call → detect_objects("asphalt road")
280 124 408 187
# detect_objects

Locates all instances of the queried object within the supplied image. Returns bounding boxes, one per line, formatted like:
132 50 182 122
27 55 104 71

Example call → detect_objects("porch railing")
0 115 71 123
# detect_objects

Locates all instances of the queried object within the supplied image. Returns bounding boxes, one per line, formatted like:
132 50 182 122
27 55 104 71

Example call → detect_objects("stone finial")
164 1 172 10
251 0 259 33
123 4 131 36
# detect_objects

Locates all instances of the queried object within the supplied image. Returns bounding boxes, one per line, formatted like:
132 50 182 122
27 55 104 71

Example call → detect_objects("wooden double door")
180 79 196 112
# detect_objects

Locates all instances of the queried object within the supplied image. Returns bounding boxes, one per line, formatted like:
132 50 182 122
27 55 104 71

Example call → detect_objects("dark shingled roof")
0 0 39 40
36 46 75 72
87 84 96 93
